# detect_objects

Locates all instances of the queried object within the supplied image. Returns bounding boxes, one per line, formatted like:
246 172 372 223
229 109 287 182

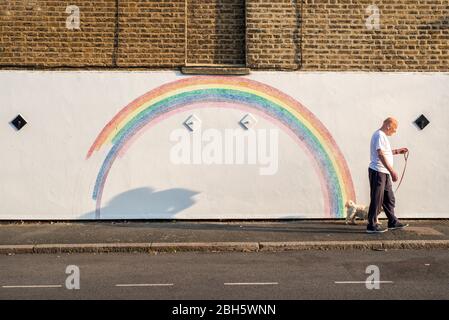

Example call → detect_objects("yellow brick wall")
302 0 449 71
187 0 245 65
0 0 448 70
246 0 301 70
118 0 185 67
0 0 116 67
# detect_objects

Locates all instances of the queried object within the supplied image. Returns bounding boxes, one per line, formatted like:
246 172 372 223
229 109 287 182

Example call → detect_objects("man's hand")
396 147 408 154
391 170 399 182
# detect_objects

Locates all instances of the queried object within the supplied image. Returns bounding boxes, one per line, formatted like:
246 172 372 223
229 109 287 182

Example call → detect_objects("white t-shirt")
369 129 393 174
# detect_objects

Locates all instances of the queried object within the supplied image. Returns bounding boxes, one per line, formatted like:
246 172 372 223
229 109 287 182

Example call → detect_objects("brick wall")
301 0 449 71
118 0 185 67
0 0 448 71
0 0 116 67
246 0 301 70
187 0 245 65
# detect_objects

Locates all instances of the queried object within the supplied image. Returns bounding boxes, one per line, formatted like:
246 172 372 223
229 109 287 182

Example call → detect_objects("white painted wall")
1 71 448 219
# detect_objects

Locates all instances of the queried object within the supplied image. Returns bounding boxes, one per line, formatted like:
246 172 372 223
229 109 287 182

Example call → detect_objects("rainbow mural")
87 76 355 219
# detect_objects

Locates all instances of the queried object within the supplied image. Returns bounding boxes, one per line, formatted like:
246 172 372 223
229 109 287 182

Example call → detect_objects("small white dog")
345 200 383 225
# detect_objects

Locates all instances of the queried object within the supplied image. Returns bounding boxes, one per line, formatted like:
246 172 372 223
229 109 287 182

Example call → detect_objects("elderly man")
367 117 409 233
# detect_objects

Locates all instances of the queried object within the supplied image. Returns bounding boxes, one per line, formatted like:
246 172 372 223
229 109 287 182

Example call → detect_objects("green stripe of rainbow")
87 76 355 218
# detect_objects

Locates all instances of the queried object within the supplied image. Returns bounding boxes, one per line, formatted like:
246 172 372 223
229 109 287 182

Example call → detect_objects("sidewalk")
1 219 449 254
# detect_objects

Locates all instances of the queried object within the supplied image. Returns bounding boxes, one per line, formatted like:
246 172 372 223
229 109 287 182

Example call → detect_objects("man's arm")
377 149 398 182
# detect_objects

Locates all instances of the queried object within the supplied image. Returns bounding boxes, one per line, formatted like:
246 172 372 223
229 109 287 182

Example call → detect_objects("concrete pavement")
1 219 449 254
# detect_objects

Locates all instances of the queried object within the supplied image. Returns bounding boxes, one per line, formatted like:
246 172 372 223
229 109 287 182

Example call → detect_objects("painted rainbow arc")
87 76 355 218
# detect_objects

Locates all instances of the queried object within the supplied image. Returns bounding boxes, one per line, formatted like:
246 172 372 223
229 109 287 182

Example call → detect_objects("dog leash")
394 150 409 193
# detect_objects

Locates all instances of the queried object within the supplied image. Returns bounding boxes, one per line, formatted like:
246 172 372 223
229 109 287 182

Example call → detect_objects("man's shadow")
81 187 199 219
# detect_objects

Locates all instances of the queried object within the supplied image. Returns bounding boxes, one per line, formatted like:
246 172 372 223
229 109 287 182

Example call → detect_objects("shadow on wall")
80 187 199 219
418 16 449 30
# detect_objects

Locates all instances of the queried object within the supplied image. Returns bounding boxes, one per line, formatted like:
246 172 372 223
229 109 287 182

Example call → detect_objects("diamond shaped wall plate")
239 114 257 130
11 114 27 131
183 115 201 132
414 114 430 130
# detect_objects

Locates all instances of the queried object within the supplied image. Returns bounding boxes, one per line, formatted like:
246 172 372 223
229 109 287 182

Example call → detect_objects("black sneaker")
367 225 388 234
388 222 409 230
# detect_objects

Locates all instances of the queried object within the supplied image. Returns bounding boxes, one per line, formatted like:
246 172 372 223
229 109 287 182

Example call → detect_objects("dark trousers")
368 168 398 227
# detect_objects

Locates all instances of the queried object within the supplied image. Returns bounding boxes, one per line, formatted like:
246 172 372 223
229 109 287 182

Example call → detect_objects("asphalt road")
1 250 448 300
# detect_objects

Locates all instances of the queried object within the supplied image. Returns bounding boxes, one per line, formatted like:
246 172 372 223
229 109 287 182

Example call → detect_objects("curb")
2 240 449 254
259 240 449 251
